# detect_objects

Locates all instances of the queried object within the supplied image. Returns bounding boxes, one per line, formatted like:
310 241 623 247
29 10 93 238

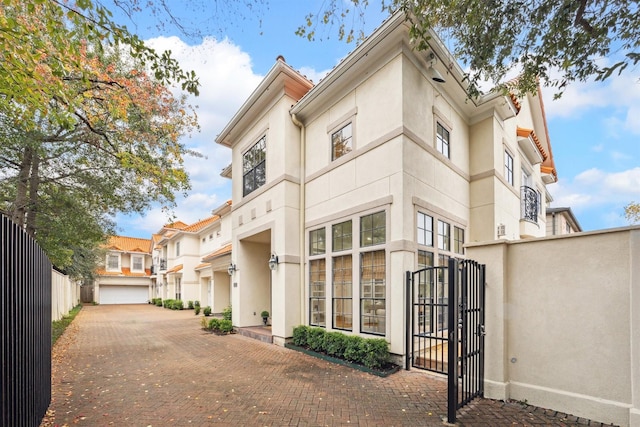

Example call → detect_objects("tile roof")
183 216 219 233
104 236 152 253
194 262 210 270
516 127 548 161
202 244 232 262
95 267 151 277
166 264 183 274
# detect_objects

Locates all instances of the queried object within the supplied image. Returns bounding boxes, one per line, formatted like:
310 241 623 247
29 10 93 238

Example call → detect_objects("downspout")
552 211 556 235
291 113 306 325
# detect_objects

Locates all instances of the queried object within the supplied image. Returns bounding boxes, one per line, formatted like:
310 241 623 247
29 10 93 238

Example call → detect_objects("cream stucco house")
150 200 232 312
216 12 556 355
94 235 152 304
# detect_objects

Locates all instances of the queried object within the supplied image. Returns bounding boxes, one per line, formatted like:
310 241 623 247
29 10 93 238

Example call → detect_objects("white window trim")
131 254 144 273
106 253 121 272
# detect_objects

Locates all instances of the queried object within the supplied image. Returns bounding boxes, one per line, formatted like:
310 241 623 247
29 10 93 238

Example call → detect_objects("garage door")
100 285 148 304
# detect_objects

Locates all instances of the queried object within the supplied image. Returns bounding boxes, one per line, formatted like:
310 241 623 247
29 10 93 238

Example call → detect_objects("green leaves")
298 0 640 98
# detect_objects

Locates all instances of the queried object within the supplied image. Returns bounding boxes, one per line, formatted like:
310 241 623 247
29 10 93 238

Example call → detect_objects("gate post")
447 258 459 423
405 270 412 371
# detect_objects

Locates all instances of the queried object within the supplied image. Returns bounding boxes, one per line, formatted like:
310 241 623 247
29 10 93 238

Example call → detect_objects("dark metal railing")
1 214 52 426
159 258 167 270
521 186 538 222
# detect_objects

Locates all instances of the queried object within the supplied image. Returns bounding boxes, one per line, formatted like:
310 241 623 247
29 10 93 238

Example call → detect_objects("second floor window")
331 122 352 160
107 254 119 270
504 151 514 185
436 122 450 158
132 255 143 272
243 136 266 196
176 241 181 257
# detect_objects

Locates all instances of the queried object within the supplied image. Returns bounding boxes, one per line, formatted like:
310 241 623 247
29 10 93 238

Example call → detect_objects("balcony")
520 186 540 238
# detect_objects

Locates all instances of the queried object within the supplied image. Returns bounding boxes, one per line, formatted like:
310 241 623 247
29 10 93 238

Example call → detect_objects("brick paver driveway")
41 305 611 426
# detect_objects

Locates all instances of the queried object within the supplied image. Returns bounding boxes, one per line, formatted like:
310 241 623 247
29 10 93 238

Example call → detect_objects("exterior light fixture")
227 263 237 276
268 253 279 271
428 52 446 83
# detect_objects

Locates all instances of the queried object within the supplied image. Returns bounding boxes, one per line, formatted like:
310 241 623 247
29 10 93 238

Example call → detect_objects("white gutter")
290 113 305 325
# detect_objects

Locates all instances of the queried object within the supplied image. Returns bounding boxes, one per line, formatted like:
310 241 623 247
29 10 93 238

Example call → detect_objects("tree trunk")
11 145 33 228
25 150 40 237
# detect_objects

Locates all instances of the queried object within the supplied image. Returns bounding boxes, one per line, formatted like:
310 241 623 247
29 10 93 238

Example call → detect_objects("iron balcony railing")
520 186 539 222
159 258 167 270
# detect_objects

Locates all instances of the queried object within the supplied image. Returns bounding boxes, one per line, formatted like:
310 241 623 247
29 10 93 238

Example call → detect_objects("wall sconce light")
227 263 237 276
428 52 446 84
268 253 279 271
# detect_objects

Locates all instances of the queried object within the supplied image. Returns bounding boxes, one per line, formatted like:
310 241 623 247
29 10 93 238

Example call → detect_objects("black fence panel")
1 214 52 427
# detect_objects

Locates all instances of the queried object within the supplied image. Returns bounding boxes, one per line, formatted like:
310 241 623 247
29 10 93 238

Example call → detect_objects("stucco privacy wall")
467 226 640 427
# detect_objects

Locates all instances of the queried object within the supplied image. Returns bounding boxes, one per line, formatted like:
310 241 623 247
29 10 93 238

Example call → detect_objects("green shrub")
163 299 174 308
155 298 163 306
203 306 212 316
188 300 194 309
172 300 184 310
194 306 201 315
307 327 326 352
292 325 310 347
208 318 220 331
343 335 366 363
218 319 233 333
361 338 390 369
324 331 348 358
194 300 200 307
222 306 232 321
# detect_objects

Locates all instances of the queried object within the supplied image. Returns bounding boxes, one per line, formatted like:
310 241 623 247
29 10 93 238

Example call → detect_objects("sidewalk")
41 305 614 426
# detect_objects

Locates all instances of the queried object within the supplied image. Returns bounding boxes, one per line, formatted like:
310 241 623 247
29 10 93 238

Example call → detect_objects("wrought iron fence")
1 214 52 427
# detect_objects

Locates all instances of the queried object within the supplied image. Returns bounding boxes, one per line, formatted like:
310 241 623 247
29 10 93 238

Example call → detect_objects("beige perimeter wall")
467 226 640 427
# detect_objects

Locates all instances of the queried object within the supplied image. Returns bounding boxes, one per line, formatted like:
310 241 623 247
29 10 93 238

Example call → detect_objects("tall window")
360 211 385 247
309 228 326 255
332 220 352 252
309 227 326 327
436 122 450 158
310 259 326 327
243 136 266 196
132 255 144 272
175 241 181 257
504 151 514 185
331 122 352 160
417 212 433 246
360 251 385 335
332 255 353 330
360 211 386 335
437 220 450 251
175 277 182 301
107 254 119 270
454 226 465 255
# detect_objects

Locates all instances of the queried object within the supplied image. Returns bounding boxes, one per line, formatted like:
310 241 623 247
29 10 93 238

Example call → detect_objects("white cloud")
543 73 640 130
549 167 640 229
115 36 264 237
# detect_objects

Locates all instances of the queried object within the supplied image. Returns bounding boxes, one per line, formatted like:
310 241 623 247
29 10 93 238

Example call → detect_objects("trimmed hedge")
291 325 390 370
202 317 234 334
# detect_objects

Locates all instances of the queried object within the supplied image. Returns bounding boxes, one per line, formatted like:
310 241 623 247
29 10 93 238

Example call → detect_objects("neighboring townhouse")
94 235 152 304
150 200 233 312
546 207 582 235
216 12 557 356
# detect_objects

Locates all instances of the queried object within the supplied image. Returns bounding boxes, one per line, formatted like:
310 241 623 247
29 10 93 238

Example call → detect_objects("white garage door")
100 285 148 304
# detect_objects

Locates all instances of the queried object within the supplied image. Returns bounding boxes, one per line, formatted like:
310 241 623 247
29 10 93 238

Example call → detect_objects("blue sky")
113 2 639 238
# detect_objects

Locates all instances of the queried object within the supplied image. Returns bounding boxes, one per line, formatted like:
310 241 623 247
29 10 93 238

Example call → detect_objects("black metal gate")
405 258 485 423
1 214 52 427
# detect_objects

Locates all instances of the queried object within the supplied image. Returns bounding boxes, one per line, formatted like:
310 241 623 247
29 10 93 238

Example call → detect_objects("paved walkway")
41 305 613 426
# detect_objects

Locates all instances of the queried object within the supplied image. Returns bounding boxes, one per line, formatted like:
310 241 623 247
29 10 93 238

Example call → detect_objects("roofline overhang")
215 59 313 147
